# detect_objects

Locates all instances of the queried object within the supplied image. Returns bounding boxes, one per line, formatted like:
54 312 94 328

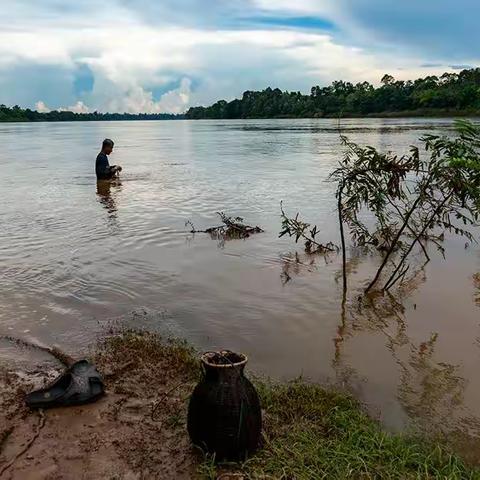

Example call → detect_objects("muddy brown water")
1 118 479 437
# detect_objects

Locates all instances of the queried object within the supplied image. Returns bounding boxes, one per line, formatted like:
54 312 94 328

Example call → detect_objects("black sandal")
25 360 104 409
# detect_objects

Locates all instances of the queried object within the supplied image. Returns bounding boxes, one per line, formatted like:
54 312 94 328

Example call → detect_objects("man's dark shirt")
96 152 110 179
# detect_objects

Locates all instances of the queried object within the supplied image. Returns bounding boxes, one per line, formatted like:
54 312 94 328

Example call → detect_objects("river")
1 118 479 436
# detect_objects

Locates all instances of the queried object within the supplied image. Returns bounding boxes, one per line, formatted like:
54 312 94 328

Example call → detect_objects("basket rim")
201 350 248 368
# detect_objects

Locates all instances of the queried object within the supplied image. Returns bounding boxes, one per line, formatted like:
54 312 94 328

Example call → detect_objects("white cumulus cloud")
103 78 191 114
35 100 90 113
2 0 478 113
59 101 90 114
35 100 50 113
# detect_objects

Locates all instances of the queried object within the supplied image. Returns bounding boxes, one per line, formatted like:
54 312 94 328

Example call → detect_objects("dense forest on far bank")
0 105 183 122
186 68 480 119
3 68 480 122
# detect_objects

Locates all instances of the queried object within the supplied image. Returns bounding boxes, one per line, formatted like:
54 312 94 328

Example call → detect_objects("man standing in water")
96 138 122 180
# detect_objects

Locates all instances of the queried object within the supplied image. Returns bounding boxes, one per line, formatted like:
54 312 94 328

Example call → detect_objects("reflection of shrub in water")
334 288 468 435
280 252 318 285
394 331 468 440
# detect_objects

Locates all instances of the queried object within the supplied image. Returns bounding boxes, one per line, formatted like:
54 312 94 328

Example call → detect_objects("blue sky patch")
73 64 95 96
147 77 200 101
239 15 336 31
149 80 182 101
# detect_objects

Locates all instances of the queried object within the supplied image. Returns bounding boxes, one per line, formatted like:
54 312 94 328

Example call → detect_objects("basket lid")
201 350 248 368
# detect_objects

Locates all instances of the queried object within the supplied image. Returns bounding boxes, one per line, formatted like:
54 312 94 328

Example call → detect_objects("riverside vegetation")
280 119 480 299
187 68 480 119
0 105 181 122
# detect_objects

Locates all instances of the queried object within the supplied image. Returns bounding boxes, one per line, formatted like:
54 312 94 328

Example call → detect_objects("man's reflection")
96 179 121 219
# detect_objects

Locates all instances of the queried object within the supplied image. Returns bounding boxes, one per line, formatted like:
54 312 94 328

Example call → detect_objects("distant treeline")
0 105 183 122
186 68 480 119
4 68 480 122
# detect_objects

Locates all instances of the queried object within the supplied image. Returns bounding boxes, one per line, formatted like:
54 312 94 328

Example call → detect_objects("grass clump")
95 330 200 384
93 332 478 479
211 380 480 479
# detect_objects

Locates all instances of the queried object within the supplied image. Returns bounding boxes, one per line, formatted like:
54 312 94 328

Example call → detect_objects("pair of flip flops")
25 360 104 409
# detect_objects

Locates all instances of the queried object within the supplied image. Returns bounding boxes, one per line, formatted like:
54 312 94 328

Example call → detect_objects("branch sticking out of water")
186 212 263 240
279 202 338 254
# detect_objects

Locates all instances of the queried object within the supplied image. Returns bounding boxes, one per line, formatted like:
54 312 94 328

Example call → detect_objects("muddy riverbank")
1 331 479 479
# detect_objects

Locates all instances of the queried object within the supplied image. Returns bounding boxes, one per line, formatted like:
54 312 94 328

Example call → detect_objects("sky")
0 0 478 114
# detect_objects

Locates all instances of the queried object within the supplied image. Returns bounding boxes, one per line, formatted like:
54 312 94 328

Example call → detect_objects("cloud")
1 0 479 113
0 64 76 108
253 1 480 61
252 0 331 14
325 0 480 60
450 64 474 71
60 101 90 114
35 101 50 113
101 78 191 114
34 100 90 113
155 78 191 113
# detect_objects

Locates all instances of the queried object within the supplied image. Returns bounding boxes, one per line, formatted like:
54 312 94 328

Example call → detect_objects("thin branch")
338 185 348 298
280 202 337 253
384 195 430 263
382 192 453 291
385 263 410 291
151 382 187 420
365 191 425 293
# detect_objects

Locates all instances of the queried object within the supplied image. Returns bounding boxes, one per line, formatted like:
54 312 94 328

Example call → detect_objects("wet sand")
0 335 199 480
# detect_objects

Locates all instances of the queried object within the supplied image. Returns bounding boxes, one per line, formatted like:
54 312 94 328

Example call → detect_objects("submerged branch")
186 212 263 240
